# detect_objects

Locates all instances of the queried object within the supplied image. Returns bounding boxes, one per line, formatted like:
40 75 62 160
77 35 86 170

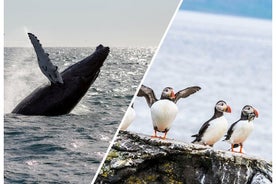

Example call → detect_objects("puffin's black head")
160 87 175 101
241 105 259 121
215 100 231 113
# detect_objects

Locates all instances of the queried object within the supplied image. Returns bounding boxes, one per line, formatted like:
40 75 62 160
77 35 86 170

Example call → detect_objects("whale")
12 33 110 116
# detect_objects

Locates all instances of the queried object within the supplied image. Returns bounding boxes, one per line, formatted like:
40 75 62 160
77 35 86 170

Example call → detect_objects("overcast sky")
4 0 180 47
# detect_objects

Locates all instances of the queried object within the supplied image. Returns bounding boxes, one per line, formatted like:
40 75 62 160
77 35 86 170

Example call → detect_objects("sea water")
4 47 153 183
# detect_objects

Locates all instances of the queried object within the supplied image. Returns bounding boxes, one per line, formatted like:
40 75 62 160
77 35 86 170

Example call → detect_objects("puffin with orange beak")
224 105 259 153
192 100 231 146
138 84 201 139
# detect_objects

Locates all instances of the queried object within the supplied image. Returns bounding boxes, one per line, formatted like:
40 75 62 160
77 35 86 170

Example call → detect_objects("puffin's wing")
174 86 201 103
191 119 212 143
192 120 210 139
224 120 239 140
137 85 158 107
28 33 63 84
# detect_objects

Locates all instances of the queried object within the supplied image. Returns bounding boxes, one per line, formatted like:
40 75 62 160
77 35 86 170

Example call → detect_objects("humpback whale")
12 33 110 116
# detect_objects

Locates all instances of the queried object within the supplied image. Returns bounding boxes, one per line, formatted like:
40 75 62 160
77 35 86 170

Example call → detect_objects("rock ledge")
95 131 272 184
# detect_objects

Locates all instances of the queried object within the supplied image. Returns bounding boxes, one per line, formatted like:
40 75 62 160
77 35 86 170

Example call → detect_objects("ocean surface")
129 11 272 161
4 47 153 183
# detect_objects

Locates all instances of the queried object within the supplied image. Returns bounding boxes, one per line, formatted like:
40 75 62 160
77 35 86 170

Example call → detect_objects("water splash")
4 48 45 113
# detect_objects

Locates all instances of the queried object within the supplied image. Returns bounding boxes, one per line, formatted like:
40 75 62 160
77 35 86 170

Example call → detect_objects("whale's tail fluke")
28 33 63 84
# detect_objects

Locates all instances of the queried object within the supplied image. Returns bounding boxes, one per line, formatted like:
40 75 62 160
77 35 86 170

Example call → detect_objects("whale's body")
12 44 110 116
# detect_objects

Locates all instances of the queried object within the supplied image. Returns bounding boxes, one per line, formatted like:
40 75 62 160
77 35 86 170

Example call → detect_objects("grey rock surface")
95 131 272 184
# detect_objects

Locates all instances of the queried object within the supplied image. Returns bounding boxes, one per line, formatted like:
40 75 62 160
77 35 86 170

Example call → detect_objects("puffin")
192 100 231 146
138 84 201 139
224 105 259 153
120 104 136 131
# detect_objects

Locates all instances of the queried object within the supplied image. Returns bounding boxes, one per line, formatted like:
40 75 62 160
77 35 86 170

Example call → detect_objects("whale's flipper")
28 33 63 84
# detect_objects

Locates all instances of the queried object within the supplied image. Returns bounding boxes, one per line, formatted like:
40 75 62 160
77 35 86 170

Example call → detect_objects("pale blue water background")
180 0 272 19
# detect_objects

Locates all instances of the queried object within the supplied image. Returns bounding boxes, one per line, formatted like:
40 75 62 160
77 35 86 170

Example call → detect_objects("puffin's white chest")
120 107 136 130
150 100 178 132
201 116 228 145
229 120 253 144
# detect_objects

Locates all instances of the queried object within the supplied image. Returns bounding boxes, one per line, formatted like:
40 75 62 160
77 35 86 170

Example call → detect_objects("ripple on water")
4 47 153 183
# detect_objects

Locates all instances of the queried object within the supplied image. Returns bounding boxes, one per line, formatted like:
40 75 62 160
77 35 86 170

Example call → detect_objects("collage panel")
95 1 272 184
4 0 180 183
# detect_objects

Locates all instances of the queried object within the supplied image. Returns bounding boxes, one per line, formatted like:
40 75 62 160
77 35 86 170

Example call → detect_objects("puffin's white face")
215 100 231 113
162 87 175 100
242 105 259 121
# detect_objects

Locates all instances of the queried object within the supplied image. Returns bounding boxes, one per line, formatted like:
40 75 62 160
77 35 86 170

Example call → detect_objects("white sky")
4 0 180 47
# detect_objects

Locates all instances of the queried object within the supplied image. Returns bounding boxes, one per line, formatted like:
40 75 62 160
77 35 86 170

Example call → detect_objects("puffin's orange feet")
230 144 244 154
161 132 168 140
239 145 244 154
151 135 158 138
151 130 158 138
